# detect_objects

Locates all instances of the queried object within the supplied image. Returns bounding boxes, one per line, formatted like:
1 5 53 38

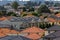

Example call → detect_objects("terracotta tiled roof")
0 16 11 21
10 30 20 34
0 17 7 21
21 27 44 33
0 28 20 38
57 20 60 22
0 33 7 38
47 18 56 22
55 13 60 17
0 28 11 34
21 27 45 40
26 33 41 39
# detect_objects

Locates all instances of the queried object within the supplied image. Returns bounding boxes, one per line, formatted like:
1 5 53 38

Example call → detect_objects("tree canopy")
28 7 34 12
7 12 17 16
11 1 19 10
37 4 51 13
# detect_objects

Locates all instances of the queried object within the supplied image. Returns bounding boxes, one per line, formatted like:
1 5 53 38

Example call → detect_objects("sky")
0 0 30 1
0 0 60 1
45 0 60 1
0 0 60 5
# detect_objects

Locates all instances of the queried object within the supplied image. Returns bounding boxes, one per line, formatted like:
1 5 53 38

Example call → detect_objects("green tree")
37 4 51 13
0 11 6 17
23 7 26 12
28 7 34 12
7 12 17 16
22 14 27 17
11 1 19 10
54 3 60 7
32 12 38 17
39 23 45 29
0 11 3 17
0 6 7 16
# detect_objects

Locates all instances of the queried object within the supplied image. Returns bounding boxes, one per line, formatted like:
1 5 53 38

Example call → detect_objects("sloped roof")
0 16 11 21
0 17 7 21
47 18 56 22
0 28 11 36
55 13 60 17
0 36 31 40
13 36 31 40
0 28 20 38
0 33 7 38
21 27 45 39
47 25 60 31
0 19 10 23
53 37 60 40
10 30 20 34
49 15 60 21
0 23 11 28
49 15 57 19
25 33 43 39
21 27 44 33
8 16 41 23
44 31 60 38
23 17 40 23
57 20 60 22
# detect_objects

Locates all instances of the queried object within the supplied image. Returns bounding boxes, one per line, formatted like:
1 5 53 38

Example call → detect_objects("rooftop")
26 33 41 40
0 28 20 38
47 17 56 22
0 17 7 21
53 37 60 40
0 35 31 40
47 25 60 31
21 27 45 39
44 31 60 38
55 13 60 17
21 27 45 33
0 23 11 28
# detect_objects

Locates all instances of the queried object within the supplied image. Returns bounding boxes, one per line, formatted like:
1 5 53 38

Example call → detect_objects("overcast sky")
0 0 30 1
0 0 60 1
45 0 60 1
24 0 60 1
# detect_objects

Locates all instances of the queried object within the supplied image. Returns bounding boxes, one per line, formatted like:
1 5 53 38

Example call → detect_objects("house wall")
49 22 60 25
45 31 49 36
45 31 55 36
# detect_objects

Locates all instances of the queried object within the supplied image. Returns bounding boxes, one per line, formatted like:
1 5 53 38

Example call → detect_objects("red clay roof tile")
55 13 60 17
21 27 44 33
26 33 41 39
0 28 20 37
47 18 56 22
21 27 45 39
